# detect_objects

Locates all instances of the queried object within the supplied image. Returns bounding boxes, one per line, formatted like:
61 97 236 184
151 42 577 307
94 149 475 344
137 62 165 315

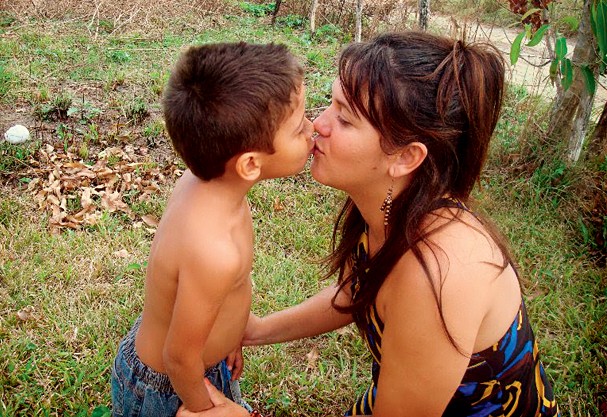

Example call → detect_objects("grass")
1 3 606 417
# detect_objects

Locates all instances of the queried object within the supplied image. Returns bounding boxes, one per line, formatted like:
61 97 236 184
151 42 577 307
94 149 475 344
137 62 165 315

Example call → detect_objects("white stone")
4 124 31 144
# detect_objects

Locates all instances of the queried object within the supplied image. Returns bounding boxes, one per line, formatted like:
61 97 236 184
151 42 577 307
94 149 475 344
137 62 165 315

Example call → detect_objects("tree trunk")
310 0 319 33
547 0 597 163
271 0 282 25
355 0 364 42
418 0 430 31
589 101 607 157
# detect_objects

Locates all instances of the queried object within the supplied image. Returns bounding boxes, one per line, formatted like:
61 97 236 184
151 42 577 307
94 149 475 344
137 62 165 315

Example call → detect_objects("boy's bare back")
135 169 253 374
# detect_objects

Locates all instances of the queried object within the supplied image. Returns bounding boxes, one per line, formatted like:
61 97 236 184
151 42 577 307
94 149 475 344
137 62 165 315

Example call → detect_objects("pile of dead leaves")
23 143 181 234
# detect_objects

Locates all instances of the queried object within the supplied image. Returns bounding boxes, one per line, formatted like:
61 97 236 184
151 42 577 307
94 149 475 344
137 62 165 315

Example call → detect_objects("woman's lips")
313 142 324 155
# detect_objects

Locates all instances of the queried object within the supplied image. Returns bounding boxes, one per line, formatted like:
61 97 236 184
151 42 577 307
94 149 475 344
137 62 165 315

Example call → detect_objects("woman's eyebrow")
334 97 356 117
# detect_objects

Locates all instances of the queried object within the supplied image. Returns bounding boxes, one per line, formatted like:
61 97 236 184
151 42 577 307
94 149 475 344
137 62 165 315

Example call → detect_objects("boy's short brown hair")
163 42 304 181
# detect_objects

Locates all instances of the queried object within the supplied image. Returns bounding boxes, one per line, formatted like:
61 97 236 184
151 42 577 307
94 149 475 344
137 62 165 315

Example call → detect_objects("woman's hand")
176 379 249 417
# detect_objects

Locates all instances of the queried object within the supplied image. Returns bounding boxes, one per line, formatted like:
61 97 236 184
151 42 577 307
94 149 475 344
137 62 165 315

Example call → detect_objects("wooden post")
418 0 429 31
310 0 319 33
355 0 363 42
271 0 282 25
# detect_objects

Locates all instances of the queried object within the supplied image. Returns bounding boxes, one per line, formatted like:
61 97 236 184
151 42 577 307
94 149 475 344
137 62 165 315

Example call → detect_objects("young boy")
111 41 314 416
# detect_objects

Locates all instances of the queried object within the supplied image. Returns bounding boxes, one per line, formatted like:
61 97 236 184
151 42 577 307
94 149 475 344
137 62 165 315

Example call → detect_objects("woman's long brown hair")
326 31 511 352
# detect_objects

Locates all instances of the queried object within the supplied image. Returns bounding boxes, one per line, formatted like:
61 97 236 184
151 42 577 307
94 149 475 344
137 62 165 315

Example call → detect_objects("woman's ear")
389 142 428 178
235 152 262 182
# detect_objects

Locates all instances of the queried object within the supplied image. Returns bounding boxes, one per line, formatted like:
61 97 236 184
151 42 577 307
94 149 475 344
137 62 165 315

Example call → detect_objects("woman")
180 31 559 417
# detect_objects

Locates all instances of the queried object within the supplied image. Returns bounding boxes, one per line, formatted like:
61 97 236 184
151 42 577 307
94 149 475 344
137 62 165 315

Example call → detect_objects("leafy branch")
510 0 607 94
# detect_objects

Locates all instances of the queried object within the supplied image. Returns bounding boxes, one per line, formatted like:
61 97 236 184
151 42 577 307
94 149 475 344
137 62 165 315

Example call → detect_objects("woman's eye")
337 115 350 126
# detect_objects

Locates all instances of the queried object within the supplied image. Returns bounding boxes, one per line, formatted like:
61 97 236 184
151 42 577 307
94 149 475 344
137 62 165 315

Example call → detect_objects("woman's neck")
349 195 388 258
348 176 409 257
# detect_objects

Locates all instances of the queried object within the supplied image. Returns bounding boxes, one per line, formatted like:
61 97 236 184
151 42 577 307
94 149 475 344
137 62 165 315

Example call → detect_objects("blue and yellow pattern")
345 229 559 416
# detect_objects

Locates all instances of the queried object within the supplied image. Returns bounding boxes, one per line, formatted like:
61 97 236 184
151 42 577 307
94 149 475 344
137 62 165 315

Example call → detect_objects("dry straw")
3 0 236 32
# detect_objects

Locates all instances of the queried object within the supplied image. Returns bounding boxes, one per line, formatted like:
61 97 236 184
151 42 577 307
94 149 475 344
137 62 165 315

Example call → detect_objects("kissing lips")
313 142 324 156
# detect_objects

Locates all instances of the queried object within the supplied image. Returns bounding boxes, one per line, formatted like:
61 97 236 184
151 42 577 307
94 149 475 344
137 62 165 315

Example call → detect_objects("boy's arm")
163 243 241 412
244 283 353 346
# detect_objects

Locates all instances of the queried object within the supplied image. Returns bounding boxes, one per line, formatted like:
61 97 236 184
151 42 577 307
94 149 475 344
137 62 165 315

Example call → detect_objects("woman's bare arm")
243 283 354 346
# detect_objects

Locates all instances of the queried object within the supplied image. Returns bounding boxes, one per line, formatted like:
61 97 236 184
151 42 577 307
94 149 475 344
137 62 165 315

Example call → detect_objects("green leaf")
549 58 559 83
593 1 607 65
590 2 599 36
559 15 579 32
527 24 550 47
581 65 597 95
591 3 601 45
91 406 111 417
510 31 526 65
521 7 542 22
555 36 568 60
561 58 573 91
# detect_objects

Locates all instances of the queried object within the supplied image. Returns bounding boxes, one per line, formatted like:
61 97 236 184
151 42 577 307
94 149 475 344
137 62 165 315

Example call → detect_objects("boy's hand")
226 346 243 380
176 379 249 417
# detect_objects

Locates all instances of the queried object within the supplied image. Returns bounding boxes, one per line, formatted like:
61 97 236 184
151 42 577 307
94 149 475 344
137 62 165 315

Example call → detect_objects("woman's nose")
313 110 329 137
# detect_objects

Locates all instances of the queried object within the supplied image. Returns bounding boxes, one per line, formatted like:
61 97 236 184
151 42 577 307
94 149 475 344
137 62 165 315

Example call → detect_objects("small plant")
0 11 16 28
239 1 275 17
277 14 306 29
313 24 343 43
84 123 100 144
531 159 570 203
143 119 165 148
105 71 126 92
0 62 16 99
78 141 89 159
107 50 131 64
0 141 39 172
36 93 73 121
77 123 100 159
97 19 114 34
53 94 72 119
149 70 168 96
67 100 103 123
56 122 74 152
124 98 149 124
32 86 49 103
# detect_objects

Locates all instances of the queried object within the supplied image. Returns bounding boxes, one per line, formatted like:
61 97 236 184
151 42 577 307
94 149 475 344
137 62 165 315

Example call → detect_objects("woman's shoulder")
380 207 508 308
421 206 507 267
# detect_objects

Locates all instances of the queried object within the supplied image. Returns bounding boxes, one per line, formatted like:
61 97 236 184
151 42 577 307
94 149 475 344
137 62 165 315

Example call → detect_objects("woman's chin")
310 165 329 186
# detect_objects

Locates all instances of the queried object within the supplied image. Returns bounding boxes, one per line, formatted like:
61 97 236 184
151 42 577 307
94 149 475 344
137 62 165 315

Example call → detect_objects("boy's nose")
303 118 314 139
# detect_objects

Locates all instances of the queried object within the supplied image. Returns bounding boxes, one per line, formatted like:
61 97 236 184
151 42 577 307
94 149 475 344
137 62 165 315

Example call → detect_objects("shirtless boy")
111 41 314 417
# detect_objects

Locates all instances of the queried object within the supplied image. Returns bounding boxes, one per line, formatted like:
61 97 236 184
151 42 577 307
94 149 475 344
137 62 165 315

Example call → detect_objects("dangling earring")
380 183 393 227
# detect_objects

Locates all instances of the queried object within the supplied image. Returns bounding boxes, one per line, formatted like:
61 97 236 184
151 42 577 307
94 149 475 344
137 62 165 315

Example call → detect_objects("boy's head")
163 42 305 181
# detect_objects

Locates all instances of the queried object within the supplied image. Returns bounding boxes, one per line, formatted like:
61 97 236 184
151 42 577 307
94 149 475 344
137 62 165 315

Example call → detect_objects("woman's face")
311 79 390 194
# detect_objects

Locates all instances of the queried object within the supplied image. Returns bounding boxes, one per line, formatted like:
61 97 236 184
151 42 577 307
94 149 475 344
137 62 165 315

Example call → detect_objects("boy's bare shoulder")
172 214 249 284
154 171 253 285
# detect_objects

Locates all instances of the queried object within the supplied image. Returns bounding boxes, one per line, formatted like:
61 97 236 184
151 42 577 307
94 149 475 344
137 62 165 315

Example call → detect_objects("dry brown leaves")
24 143 181 234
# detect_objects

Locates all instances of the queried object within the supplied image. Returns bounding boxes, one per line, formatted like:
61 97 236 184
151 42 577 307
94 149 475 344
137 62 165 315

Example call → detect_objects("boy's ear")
389 142 428 178
235 152 262 182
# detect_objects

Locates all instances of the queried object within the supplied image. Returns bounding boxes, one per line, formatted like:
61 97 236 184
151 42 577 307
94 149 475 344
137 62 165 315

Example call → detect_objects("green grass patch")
0 8 605 417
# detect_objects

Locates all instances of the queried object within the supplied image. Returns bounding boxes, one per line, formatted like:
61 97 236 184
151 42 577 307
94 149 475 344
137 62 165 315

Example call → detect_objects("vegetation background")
0 0 605 416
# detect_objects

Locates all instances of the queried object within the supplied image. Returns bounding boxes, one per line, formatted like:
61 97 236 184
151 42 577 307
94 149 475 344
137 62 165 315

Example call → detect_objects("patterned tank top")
345 225 560 416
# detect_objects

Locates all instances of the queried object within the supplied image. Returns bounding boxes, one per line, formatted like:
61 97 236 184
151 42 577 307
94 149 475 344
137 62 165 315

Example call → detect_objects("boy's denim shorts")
111 316 251 417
